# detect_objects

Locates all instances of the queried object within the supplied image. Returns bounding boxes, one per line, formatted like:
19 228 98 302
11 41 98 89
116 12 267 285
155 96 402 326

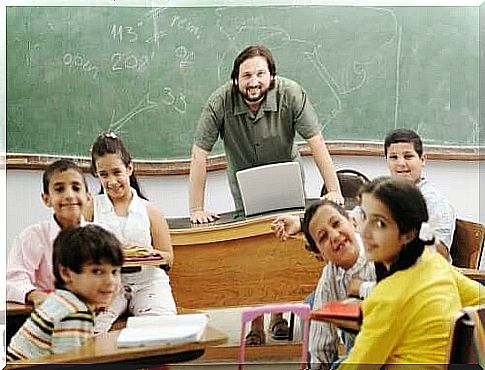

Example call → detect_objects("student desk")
5 325 227 369
167 205 323 310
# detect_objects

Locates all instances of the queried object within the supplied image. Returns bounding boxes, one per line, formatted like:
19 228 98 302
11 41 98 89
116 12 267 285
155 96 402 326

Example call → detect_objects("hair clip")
104 132 117 139
419 222 434 242
418 215 439 242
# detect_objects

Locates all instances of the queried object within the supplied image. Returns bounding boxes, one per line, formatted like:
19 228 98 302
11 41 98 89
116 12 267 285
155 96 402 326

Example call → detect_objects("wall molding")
5 142 482 176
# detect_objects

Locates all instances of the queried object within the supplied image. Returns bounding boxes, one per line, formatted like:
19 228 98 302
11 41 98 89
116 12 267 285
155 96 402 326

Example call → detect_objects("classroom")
2 0 484 368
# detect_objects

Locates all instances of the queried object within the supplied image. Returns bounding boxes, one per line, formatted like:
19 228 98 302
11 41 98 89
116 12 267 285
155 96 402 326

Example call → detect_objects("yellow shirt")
341 249 484 369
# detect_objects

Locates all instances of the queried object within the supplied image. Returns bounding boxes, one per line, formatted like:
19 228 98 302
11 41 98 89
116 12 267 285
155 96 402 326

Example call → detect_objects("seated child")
384 128 456 259
7 224 123 361
272 201 376 370
7 159 91 306
87 133 176 333
340 177 484 368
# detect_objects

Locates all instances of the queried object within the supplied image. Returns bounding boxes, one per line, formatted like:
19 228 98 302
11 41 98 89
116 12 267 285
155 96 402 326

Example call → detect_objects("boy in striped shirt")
7 224 123 361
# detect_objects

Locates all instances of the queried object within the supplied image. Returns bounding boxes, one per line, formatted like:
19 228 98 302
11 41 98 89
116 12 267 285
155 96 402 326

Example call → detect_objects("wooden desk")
5 302 33 317
167 207 323 309
458 267 485 282
6 325 227 369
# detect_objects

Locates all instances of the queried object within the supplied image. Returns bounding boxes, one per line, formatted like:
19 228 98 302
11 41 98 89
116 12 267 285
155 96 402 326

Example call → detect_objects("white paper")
117 313 209 348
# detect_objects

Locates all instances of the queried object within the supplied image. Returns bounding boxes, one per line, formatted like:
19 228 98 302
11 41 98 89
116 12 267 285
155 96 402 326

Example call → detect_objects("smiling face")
237 56 272 104
360 193 414 268
308 204 359 270
42 169 90 228
60 262 121 311
386 142 425 184
94 153 133 201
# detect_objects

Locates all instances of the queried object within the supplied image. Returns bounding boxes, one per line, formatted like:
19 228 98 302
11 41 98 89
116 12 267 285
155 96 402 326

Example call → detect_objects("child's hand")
156 251 172 265
348 278 362 298
271 214 301 241
26 289 50 307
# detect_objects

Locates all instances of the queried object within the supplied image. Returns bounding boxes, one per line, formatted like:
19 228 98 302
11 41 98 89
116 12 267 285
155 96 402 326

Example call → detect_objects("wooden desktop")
5 325 227 369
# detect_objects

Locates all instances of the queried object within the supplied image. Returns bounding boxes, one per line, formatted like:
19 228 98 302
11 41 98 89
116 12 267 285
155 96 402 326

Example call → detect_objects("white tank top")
93 188 152 249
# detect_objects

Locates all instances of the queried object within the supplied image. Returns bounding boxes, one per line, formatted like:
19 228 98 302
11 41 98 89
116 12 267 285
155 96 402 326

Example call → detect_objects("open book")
116 313 209 348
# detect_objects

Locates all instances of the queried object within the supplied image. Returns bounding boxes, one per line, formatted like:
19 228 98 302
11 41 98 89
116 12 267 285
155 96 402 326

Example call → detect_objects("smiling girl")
340 177 484 368
87 133 176 333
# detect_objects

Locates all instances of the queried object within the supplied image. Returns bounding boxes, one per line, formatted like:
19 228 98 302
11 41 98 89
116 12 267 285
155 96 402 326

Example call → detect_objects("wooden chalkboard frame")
5 142 481 176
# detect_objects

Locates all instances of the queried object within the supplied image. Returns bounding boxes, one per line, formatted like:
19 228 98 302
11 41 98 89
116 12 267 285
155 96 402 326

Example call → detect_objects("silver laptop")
236 162 306 217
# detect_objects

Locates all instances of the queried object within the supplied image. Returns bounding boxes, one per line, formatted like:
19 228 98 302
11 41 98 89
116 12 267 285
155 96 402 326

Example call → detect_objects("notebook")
310 299 362 321
116 313 209 348
236 161 305 217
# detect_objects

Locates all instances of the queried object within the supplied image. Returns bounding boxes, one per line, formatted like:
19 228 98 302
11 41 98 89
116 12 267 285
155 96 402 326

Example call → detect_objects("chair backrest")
321 169 370 208
450 219 485 269
448 305 485 365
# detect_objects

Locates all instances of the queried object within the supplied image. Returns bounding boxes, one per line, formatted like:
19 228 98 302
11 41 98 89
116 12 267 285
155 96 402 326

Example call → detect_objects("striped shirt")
309 235 376 370
7 289 94 361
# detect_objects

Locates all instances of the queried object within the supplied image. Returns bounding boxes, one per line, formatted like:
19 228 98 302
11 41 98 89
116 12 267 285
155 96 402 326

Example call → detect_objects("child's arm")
147 203 174 268
7 226 53 304
83 195 94 222
25 290 50 307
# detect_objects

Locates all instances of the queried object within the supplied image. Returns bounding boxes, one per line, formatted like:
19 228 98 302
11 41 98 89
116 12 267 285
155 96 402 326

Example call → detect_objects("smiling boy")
384 129 456 259
7 224 123 361
7 159 92 306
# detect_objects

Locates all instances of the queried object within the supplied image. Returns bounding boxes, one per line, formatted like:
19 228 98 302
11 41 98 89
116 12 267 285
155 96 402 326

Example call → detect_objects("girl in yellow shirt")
340 176 484 369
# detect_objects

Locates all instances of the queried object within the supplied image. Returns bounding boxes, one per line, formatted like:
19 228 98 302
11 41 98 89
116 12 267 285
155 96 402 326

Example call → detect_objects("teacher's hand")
323 190 344 206
190 209 220 224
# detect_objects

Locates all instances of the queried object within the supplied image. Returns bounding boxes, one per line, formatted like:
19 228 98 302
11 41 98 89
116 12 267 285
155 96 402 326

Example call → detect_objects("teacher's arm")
188 144 220 224
306 133 343 205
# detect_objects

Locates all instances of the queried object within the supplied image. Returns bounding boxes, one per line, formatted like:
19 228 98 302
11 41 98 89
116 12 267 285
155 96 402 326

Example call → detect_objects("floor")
171 307 306 369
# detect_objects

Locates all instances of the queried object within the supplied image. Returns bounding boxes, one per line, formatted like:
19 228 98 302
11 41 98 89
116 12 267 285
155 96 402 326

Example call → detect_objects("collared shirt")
7 217 60 304
93 188 152 248
309 235 376 369
7 289 94 361
418 177 456 250
194 76 322 210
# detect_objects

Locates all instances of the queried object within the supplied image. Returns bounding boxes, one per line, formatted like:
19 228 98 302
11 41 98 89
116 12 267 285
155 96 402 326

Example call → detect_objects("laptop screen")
236 162 306 217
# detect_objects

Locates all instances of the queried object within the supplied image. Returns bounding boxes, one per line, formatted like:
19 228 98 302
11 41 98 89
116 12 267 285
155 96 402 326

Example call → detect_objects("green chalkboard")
6 6 479 160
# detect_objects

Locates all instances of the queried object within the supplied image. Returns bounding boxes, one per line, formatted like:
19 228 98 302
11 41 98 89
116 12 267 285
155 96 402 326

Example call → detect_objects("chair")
321 169 370 209
448 305 485 366
450 219 485 269
238 303 311 370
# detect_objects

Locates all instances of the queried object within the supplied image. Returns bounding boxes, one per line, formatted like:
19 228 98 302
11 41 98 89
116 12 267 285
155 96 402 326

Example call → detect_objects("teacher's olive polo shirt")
194 76 322 211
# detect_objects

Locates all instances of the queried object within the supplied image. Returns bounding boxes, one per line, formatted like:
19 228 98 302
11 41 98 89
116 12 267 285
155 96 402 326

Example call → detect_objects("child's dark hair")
359 176 433 280
52 224 124 289
90 133 148 200
43 159 88 194
384 128 423 158
302 199 349 254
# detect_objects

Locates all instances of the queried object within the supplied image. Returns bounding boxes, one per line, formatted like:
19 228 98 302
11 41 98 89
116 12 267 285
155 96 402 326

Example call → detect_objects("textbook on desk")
116 313 209 348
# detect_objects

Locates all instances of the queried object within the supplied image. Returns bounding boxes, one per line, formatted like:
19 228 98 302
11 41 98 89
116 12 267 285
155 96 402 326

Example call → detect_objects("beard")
239 85 268 103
